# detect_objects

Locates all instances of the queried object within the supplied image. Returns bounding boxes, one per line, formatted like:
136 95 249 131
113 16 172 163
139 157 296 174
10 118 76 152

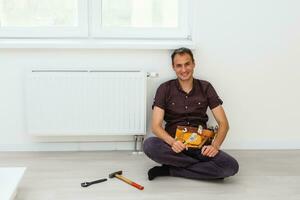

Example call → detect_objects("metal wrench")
81 178 107 187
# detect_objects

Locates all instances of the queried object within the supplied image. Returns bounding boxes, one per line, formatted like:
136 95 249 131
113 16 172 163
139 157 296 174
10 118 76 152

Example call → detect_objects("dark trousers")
143 137 239 180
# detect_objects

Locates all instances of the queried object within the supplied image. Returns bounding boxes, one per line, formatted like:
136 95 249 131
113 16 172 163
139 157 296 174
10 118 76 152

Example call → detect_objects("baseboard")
0 139 299 151
222 139 300 150
0 141 141 151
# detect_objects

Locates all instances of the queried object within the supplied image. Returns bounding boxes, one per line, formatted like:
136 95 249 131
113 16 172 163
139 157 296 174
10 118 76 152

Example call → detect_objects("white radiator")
25 69 147 136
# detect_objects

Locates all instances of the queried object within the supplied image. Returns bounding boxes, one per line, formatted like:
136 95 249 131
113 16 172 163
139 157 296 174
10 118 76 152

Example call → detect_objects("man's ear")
192 62 196 68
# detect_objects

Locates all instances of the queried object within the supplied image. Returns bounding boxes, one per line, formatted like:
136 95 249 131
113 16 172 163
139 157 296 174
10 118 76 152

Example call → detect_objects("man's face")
172 53 195 81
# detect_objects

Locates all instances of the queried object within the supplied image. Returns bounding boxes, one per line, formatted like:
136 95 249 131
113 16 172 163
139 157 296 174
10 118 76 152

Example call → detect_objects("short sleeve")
206 83 223 109
152 83 167 110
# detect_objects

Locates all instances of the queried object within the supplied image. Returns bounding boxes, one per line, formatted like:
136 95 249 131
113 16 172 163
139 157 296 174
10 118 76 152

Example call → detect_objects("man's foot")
148 165 170 181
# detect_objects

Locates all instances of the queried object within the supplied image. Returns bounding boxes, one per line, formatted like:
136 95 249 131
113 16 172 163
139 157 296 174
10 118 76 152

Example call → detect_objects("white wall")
193 0 300 149
0 0 299 150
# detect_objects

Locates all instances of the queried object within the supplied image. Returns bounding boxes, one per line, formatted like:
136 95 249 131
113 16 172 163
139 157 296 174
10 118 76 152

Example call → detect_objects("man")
143 47 239 181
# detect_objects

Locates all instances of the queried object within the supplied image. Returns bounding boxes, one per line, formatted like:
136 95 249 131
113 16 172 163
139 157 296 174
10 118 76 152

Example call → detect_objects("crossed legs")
143 137 239 180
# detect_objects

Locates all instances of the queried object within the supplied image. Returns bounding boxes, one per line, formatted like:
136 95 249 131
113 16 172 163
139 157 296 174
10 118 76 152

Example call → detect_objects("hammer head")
109 170 122 178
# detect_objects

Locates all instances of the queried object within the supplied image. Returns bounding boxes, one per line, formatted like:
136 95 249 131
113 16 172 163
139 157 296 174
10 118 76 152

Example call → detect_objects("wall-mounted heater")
25 69 147 144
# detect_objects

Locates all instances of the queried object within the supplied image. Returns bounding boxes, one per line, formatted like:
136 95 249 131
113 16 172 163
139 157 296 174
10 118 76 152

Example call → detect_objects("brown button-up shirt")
152 78 223 137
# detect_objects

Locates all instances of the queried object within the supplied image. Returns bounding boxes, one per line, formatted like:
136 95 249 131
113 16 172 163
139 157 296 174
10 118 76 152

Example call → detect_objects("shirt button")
187 122 190 125
185 96 188 99
198 102 201 105
185 106 188 109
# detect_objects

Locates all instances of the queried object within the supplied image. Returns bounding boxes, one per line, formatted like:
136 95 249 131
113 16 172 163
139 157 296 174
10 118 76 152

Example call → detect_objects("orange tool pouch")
175 126 216 148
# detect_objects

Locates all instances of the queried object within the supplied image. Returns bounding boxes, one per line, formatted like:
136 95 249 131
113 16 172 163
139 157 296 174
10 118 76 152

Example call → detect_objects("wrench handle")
90 178 107 185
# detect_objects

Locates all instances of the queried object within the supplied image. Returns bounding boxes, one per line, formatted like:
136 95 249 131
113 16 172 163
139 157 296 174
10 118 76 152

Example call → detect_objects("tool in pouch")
175 125 218 148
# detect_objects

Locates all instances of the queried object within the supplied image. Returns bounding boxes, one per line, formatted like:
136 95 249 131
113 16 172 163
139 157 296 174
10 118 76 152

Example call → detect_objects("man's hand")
171 140 186 153
201 145 219 157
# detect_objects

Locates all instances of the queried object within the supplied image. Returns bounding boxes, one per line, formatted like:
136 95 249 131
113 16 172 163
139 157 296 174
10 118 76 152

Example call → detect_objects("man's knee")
215 151 239 177
143 137 164 158
225 157 239 177
224 156 239 177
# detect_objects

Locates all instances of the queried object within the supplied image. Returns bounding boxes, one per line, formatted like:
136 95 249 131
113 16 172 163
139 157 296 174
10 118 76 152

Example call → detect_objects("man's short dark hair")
171 47 194 66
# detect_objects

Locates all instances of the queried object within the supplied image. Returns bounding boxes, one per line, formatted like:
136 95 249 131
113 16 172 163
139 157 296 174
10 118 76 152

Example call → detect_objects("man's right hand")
171 140 186 153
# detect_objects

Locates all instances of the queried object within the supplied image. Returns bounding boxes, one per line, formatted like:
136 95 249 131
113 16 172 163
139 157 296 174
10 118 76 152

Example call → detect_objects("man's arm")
211 105 229 148
151 106 186 153
202 105 229 157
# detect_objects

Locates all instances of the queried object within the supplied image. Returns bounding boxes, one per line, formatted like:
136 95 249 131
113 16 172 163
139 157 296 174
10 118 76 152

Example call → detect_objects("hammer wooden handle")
131 182 144 190
115 174 144 190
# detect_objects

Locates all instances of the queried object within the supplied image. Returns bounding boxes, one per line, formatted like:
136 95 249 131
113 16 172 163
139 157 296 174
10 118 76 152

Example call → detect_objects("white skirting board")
0 141 143 151
0 139 300 151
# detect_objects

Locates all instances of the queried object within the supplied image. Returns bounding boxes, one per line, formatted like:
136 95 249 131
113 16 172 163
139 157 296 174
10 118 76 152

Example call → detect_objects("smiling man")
143 47 239 181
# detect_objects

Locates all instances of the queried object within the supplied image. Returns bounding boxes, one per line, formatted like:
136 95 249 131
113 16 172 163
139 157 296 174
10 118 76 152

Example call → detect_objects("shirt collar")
175 78 197 95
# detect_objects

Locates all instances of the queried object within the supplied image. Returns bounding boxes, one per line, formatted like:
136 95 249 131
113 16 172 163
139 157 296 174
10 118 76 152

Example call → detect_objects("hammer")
109 171 144 190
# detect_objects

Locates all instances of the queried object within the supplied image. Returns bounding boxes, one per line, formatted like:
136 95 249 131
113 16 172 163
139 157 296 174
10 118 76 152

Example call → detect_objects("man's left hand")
201 145 219 157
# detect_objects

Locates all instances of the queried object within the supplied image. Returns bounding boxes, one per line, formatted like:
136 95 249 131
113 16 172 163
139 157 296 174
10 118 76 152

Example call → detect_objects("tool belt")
175 125 217 148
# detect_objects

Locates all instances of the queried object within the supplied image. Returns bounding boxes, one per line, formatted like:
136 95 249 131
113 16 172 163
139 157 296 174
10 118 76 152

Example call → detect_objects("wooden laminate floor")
0 150 299 200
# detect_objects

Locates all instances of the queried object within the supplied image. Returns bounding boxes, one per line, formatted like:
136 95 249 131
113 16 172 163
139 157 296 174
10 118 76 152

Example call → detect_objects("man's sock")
148 165 170 181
